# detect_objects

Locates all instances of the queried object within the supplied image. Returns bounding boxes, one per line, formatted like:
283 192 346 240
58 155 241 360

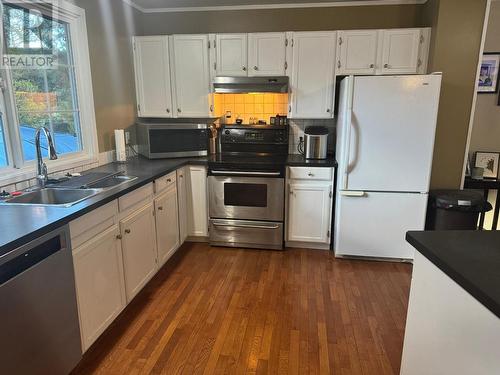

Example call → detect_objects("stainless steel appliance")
136 119 211 159
0 226 82 375
208 124 288 250
304 126 329 159
213 76 289 94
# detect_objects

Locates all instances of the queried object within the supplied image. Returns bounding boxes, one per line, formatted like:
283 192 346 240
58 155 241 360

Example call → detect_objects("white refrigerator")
334 74 442 260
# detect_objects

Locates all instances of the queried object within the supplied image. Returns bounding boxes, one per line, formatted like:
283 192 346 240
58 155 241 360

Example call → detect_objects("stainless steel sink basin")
87 175 137 189
4 188 101 207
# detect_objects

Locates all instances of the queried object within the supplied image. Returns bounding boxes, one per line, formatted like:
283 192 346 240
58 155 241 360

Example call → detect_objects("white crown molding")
122 0 146 12
123 0 427 14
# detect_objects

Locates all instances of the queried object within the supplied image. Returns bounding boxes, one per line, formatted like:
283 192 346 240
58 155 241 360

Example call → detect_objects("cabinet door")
177 167 188 243
337 30 378 75
248 33 286 76
155 186 180 267
133 36 172 118
380 29 421 74
73 225 126 351
120 203 157 302
215 33 248 76
186 166 208 237
287 183 332 243
171 34 211 117
290 32 336 118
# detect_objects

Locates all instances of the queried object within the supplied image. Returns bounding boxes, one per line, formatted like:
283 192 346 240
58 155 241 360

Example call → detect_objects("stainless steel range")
208 124 288 250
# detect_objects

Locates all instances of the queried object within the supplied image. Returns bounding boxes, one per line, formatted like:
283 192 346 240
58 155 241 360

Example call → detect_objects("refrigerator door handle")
347 114 360 175
342 77 355 190
340 190 366 197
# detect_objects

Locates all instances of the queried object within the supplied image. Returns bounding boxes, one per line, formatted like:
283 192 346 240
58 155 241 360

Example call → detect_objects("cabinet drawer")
119 183 153 214
70 200 119 249
288 167 333 181
154 172 176 194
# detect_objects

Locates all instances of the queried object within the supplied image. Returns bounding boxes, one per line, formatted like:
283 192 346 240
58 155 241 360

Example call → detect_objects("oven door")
208 173 284 221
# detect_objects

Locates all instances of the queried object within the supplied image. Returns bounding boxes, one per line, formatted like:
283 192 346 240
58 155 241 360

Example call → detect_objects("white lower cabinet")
72 225 126 351
71 166 206 352
155 185 180 267
120 202 158 302
286 167 334 249
177 167 188 243
186 165 208 237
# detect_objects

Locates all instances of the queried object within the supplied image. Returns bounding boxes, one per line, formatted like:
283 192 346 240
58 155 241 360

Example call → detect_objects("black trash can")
426 190 492 230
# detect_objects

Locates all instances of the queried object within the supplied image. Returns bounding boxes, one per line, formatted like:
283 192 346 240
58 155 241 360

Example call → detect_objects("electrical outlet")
125 131 130 145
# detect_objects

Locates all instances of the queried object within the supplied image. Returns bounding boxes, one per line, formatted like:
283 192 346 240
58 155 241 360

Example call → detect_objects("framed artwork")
475 151 500 179
478 53 500 93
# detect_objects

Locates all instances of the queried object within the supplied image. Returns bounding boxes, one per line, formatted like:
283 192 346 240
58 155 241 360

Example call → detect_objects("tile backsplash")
288 119 336 155
214 93 288 124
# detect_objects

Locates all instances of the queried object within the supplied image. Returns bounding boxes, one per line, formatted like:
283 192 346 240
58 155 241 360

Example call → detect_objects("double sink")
2 172 137 207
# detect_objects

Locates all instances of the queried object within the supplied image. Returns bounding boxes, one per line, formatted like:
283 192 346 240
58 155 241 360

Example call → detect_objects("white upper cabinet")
248 33 287 76
170 34 211 117
379 28 422 74
215 33 248 76
133 36 172 118
336 30 378 75
290 31 336 118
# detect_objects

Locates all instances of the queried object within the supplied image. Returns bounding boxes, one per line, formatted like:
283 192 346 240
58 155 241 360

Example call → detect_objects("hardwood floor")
72 243 412 375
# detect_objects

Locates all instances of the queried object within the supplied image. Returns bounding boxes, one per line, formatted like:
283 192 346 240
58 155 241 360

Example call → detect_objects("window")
0 1 97 183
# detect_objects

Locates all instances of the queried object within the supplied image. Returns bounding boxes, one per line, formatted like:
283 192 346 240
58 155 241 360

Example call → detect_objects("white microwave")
136 120 210 159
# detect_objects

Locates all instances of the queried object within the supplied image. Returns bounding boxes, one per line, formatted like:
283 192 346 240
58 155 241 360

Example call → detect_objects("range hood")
213 76 289 94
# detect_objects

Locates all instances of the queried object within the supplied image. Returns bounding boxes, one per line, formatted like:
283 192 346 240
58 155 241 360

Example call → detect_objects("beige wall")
469 1 500 156
420 0 487 189
72 0 141 152
138 5 423 35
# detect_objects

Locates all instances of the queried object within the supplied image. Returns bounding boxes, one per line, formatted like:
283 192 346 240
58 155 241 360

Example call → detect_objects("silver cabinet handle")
213 223 280 230
253 66 258 70
124 229 131 234
242 66 246 71
211 170 281 176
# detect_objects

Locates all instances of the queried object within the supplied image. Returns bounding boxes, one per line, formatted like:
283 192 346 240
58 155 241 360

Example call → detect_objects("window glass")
3 4 82 161
0 116 8 167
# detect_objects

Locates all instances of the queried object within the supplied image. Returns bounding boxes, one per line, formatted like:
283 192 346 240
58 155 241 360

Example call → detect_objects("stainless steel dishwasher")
0 226 82 375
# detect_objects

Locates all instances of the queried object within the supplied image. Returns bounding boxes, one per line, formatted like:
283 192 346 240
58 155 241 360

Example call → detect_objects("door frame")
461 0 493 188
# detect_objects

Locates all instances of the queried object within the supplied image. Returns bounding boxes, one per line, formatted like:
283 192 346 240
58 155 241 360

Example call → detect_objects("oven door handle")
212 223 280 230
210 170 282 177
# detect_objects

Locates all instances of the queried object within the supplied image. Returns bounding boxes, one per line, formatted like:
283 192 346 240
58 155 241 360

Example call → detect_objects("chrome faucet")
35 127 58 188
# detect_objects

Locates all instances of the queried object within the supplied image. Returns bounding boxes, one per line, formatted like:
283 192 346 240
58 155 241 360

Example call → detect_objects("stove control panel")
221 125 288 145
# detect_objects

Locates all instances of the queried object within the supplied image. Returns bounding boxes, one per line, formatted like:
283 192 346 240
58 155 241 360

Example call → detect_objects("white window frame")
0 0 98 186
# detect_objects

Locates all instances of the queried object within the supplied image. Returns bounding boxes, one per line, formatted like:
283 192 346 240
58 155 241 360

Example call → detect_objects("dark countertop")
407 230 500 319
285 154 337 167
0 154 336 256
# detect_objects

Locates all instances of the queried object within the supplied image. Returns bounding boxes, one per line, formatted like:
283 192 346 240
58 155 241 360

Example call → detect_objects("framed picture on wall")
475 151 500 179
478 53 500 93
